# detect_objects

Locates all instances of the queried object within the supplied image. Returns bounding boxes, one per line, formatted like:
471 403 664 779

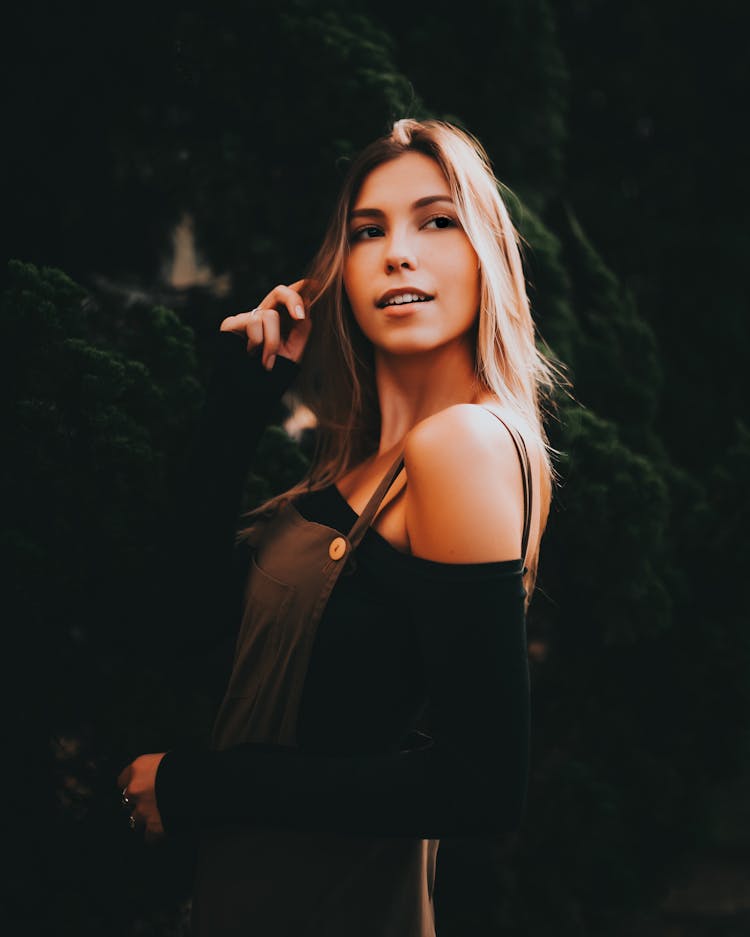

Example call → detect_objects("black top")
151 331 530 839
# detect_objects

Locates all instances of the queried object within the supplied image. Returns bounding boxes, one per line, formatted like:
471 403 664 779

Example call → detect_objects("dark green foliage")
2 261 201 651
1 260 203 932
553 0 750 472
518 403 677 928
361 0 570 210
551 406 671 645
554 207 663 442
246 423 311 510
514 205 580 375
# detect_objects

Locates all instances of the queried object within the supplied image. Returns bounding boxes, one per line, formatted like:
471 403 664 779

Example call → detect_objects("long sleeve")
137 330 301 664
155 562 530 839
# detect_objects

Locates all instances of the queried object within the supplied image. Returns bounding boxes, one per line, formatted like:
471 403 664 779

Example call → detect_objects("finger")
289 277 321 297
287 278 309 297
259 283 306 321
287 278 310 300
243 308 264 353
258 308 281 369
131 805 147 827
219 310 263 344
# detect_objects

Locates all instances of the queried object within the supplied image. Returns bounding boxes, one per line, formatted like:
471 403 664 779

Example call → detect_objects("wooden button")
328 537 347 561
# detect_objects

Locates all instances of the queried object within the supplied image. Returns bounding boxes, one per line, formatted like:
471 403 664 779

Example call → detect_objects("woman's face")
342 151 481 359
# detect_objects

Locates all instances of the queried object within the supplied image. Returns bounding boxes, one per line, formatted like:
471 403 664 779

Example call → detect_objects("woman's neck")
372 340 481 456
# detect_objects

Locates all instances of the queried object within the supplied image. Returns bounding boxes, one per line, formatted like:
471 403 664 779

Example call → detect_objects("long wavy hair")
238 118 569 603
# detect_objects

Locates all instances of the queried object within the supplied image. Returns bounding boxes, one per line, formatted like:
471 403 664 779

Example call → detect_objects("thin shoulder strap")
346 448 405 551
479 408 533 568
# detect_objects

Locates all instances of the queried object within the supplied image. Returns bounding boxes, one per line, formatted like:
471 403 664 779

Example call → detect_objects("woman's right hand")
219 278 313 370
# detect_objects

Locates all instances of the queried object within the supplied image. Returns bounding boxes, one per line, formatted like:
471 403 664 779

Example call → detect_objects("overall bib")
191 446 440 937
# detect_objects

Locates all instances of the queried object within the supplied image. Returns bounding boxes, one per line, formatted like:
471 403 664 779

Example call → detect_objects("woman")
118 118 563 936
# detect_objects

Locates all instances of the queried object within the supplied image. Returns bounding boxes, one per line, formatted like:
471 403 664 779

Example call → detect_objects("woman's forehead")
352 152 450 213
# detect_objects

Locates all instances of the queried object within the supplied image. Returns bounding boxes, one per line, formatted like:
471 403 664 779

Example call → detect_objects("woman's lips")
382 299 432 316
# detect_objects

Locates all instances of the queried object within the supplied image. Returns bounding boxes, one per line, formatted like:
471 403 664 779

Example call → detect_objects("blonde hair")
238 118 569 603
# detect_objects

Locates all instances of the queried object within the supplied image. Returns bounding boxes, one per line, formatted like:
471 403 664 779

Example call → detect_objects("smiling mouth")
382 300 432 315
379 297 433 310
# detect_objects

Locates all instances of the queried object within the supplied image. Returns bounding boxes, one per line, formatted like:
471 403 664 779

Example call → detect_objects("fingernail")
266 354 276 370
294 304 305 319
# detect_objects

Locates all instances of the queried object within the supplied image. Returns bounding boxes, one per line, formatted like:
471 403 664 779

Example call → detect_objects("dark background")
3 1 749 934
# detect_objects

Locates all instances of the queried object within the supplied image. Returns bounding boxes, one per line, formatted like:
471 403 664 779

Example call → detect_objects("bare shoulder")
403 403 532 564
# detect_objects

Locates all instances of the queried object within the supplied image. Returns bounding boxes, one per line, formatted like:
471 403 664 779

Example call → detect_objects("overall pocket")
224 555 296 700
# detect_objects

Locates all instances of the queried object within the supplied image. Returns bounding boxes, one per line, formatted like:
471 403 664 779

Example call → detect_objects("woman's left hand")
117 753 167 843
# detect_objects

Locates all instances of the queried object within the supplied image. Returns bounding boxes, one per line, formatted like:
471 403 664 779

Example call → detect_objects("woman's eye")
350 225 382 241
424 215 456 229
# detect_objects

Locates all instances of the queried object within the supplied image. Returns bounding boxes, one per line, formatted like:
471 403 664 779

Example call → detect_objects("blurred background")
2 1 749 934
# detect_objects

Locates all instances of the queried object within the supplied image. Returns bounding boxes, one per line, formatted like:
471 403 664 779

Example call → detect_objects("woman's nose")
384 227 417 271
385 247 417 271
386 256 414 271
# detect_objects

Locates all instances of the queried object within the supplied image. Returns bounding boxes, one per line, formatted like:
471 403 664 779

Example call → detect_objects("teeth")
384 293 429 306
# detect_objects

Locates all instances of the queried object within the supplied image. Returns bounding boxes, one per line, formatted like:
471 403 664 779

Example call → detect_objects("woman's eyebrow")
348 194 454 220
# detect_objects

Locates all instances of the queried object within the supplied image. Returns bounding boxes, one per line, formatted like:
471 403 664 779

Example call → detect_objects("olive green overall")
190 410 532 937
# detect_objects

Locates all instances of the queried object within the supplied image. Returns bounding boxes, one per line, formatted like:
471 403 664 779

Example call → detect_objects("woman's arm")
154 567 529 838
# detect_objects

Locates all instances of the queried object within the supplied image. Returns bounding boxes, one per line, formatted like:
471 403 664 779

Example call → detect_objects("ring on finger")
121 786 131 809
129 814 137 830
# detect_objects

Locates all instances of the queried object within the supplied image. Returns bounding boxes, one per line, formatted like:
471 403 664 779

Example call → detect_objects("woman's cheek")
343 293 374 340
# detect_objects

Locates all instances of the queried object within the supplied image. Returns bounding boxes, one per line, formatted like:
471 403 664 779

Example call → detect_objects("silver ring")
121 786 131 809
128 814 137 830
